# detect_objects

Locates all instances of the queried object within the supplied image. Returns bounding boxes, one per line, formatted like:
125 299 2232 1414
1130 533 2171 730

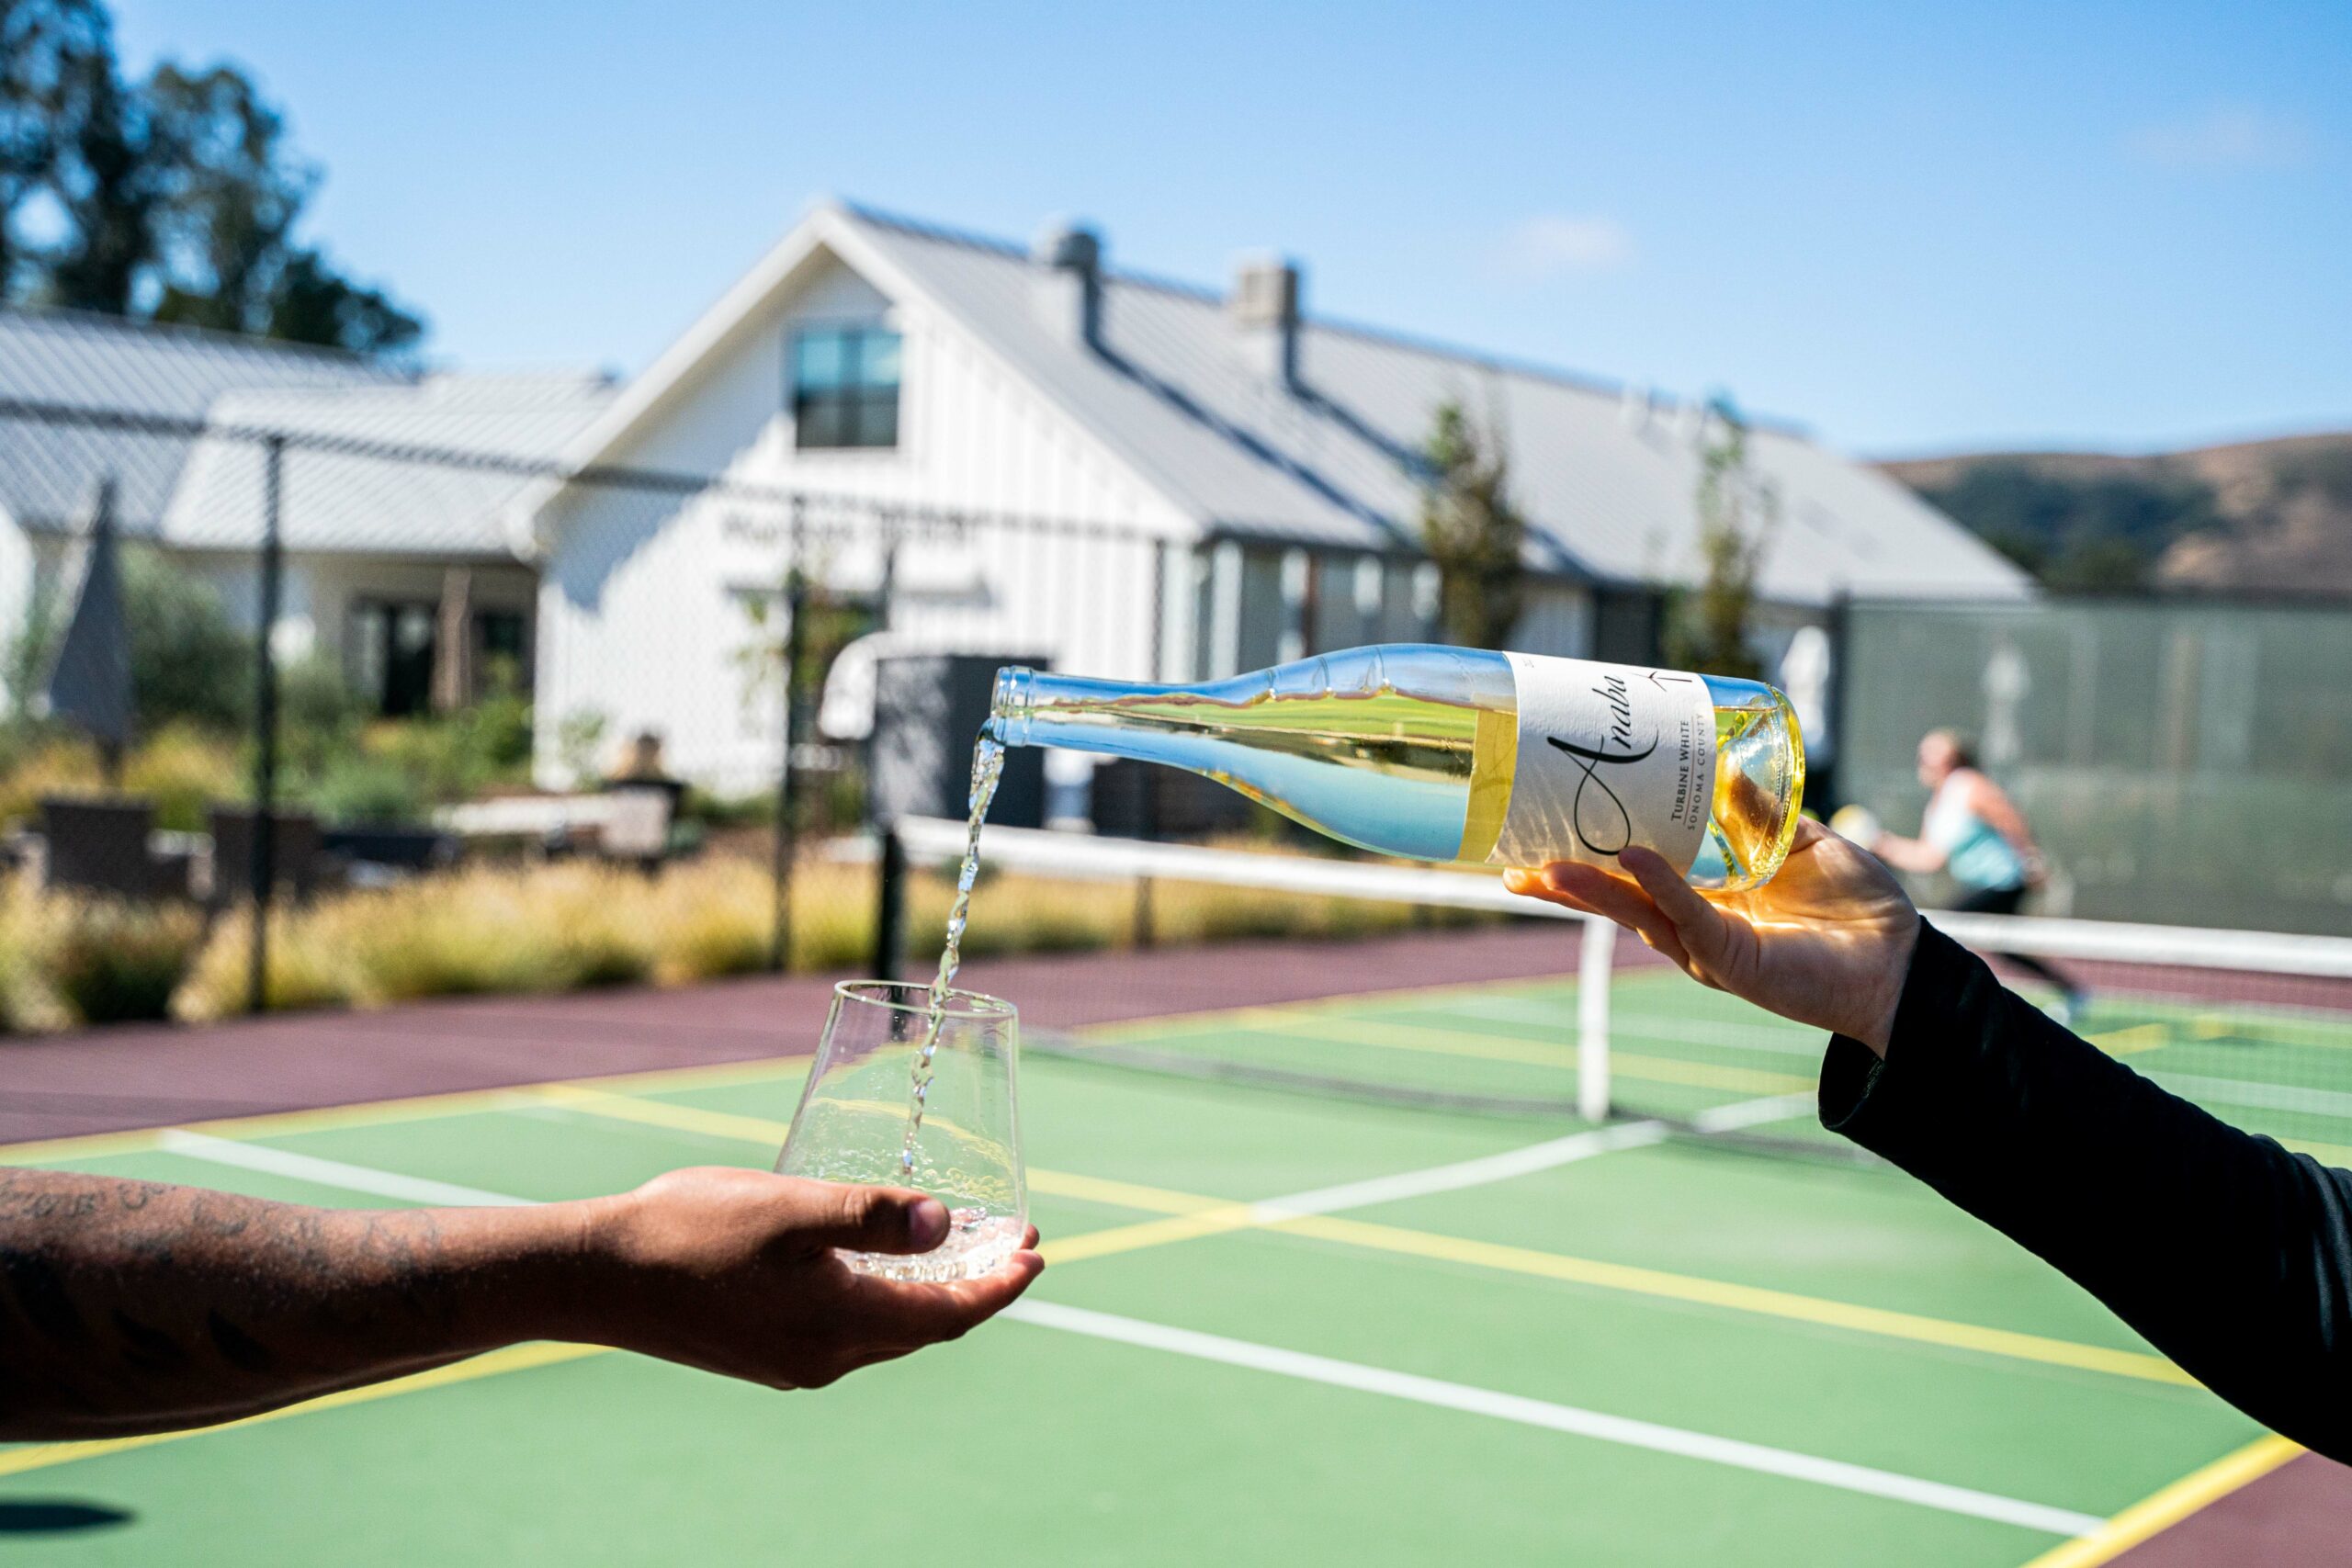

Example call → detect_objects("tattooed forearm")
0 1169 588 1439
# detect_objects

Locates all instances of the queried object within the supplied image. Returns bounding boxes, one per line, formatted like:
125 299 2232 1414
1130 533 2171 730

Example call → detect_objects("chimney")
1032 220 1104 349
1229 255 1303 387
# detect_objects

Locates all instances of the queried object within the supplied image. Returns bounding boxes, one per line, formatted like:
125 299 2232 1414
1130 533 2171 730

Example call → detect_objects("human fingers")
1504 867 1609 924
1540 861 1693 971
1618 846 1737 973
789 1179 952 1256
840 1248 1046 1344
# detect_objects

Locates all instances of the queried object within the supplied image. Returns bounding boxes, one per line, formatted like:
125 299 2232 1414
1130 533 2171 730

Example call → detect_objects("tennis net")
890 818 2352 1160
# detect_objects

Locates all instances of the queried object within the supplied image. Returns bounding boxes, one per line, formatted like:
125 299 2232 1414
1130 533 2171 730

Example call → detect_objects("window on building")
790 325 901 449
474 609 528 692
350 600 438 716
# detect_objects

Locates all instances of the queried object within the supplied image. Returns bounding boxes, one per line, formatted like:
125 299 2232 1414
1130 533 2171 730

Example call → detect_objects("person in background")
1868 728 2086 1022
1507 826 2352 1461
608 728 689 818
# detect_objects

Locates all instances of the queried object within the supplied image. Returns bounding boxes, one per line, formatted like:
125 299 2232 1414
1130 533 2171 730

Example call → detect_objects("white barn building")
0 306 614 716
517 200 2030 792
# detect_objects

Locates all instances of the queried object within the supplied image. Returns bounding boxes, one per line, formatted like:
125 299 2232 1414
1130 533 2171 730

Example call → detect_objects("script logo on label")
1545 671 1654 857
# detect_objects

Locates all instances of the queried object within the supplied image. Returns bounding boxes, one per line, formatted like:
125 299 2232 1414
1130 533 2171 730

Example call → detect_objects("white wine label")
1490 653 1717 874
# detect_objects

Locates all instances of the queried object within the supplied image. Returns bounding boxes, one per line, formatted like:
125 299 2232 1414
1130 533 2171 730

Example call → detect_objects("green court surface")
0 973 2298 1567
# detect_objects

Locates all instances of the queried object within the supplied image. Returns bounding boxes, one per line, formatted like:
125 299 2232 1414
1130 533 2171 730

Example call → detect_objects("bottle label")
1491 653 1717 874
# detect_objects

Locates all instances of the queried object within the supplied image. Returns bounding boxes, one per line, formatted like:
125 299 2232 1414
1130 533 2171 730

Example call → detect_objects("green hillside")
1881 432 2352 595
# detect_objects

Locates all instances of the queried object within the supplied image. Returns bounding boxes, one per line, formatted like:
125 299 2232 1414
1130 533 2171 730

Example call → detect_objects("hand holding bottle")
1506 807 1920 1054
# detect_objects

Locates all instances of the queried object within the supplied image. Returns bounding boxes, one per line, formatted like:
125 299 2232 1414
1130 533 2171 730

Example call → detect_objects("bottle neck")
988 667 1200 758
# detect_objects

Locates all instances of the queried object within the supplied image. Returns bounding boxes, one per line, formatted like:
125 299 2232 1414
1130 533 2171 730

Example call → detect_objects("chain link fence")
0 397 1185 1024
8 395 2346 1034
1837 594 2352 935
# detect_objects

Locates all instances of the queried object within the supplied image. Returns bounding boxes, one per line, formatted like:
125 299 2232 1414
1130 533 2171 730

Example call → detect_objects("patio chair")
39 797 158 897
207 808 326 905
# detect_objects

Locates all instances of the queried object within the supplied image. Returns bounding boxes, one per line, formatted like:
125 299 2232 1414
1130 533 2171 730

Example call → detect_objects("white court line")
2147 1072 2352 1122
154 1112 2100 1534
1250 1120 1669 1221
1449 994 1822 1054
1690 1093 1817 1133
1006 1300 2102 1538
154 1126 2100 1538
155 1130 529 1208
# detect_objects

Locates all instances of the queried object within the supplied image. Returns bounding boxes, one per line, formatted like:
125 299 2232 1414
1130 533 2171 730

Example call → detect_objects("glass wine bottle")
987 643 1804 890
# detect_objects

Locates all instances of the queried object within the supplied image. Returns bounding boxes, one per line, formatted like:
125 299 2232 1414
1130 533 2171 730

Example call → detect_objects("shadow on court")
0 1501 134 1534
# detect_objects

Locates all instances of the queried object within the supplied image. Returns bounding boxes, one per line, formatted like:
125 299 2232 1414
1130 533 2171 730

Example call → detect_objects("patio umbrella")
42 478 135 761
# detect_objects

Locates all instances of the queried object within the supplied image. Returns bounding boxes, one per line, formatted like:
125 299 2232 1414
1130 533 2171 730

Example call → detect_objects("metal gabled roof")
0 305 397 533
162 372 616 557
840 204 2031 605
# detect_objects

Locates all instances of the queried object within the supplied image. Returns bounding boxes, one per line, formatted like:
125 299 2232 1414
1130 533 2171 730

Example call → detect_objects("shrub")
122 726 243 832
649 857 775 985
121 547 251 734
179 862 667 1014
343 873 572 1002
174 909 358 1021
774 857 876 973
51 901 207 1024
554 708 608 789
0 879 67 1032
11 891 205 1026
351 700 534 812
0 733 104 829
308 752 428 827
162 840 1489 1028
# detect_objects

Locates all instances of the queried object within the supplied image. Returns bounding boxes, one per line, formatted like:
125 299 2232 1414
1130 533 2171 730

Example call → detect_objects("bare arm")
1508 829 2352 1460
1868 830 1946 874
0 1166 1041 1440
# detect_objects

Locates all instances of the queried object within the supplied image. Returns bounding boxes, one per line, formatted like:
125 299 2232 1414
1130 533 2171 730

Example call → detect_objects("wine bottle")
987 644 1804 890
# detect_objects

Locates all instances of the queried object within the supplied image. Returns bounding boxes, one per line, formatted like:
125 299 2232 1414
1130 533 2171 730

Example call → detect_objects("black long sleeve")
1820 921 2352 1460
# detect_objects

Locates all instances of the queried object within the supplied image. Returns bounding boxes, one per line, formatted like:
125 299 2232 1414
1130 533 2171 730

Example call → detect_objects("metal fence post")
769 500 808 973
247 434 285 1015
1148 537 1169 682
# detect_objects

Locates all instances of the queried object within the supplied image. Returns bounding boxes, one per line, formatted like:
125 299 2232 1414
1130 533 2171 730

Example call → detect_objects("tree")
1665 395 1774 682
142 61 311 334
4 0 423 357
262 246 420 357
38 6 153 315
0 0 110 297
1417 398 1527 649
1 541 249 732
118 544 248 731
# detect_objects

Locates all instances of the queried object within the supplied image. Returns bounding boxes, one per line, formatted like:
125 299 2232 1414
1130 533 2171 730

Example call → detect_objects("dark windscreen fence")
1838 595 2352 936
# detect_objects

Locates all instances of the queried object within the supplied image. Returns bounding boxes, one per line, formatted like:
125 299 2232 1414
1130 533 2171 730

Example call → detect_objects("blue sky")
110 0 2351 457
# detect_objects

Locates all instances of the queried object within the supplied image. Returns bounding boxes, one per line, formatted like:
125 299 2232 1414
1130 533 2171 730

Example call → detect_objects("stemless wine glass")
775 980 1025 1282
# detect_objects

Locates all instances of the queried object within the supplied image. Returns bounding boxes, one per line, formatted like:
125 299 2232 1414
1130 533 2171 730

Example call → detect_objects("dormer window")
790 325 900 449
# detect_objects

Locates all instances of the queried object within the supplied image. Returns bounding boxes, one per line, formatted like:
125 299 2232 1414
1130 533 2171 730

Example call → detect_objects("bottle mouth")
989 666 1035 747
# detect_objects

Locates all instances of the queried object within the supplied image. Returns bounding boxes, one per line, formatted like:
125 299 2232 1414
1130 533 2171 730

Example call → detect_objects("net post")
873 820 907 982
1577 918 1615 1122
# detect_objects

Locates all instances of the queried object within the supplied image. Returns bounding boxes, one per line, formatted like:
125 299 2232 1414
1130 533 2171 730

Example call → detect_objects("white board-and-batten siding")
532 255 1193 792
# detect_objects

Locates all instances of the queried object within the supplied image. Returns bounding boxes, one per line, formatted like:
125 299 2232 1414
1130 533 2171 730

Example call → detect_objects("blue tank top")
1923 779 2029 892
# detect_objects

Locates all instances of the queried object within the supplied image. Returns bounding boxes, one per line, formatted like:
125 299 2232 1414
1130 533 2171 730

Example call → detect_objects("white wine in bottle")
988 643 1804 890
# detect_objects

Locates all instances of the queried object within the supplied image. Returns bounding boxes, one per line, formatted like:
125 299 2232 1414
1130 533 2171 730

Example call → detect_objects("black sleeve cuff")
1817 919 1996 1156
